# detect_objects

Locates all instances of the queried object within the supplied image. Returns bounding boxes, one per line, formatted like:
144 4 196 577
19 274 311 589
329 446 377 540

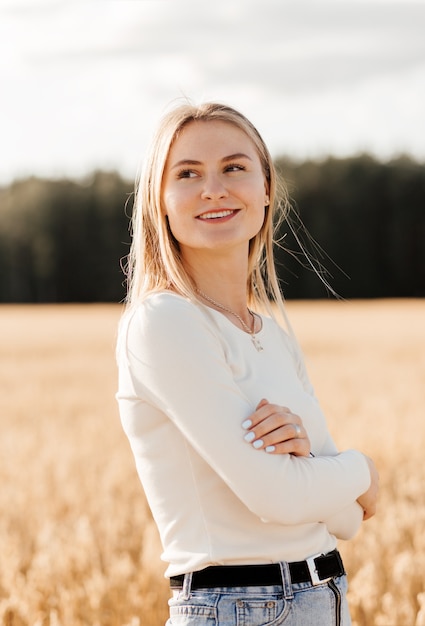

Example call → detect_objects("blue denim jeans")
167 562 351 625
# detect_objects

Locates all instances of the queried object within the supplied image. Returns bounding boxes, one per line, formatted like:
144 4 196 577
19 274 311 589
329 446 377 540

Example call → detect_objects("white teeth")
199 210 234 220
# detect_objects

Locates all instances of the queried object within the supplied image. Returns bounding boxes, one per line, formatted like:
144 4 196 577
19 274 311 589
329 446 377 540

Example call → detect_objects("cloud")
0 0 424 181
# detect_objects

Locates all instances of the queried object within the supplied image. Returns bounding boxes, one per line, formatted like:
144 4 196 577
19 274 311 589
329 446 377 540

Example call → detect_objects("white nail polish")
265 446 275 453
244 432 255 443
253 439 263 449
242 419 252 429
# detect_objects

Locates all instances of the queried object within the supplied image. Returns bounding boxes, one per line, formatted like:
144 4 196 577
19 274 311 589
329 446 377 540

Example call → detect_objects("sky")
1 0 425 184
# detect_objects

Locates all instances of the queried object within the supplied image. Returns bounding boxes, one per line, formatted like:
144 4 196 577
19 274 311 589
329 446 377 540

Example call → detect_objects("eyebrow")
170 153 253 170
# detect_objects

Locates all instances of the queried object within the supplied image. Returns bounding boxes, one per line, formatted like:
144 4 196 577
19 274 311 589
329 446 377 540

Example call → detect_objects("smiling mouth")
198 210 237 220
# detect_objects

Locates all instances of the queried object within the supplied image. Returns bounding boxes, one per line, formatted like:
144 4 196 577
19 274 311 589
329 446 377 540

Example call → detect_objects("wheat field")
0 301 424 626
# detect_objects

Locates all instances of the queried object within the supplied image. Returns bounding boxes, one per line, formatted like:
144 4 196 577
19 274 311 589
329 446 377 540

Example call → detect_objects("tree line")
0 155 423 303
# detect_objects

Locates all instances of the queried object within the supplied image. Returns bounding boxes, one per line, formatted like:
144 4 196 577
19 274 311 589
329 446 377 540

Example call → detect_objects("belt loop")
181 572 193 600
279 561 294 600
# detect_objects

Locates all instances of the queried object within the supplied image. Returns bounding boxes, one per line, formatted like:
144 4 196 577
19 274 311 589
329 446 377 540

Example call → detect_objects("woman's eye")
177 169 197 179
225 164 245 173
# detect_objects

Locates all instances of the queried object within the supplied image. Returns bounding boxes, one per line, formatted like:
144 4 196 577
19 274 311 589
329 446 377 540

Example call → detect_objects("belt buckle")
306 553 332 586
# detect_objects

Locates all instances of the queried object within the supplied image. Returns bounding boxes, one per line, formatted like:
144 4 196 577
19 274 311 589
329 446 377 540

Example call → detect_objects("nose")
201 173 229 201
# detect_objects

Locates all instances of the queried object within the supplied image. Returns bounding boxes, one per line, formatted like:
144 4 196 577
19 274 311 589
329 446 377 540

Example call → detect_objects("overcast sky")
1 0 425 183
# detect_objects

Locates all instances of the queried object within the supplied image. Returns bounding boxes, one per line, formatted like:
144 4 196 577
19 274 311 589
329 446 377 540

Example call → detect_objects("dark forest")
0 154 423 302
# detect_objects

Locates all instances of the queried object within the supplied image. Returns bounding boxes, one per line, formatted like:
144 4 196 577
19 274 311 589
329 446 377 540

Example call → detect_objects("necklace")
196 289 263 352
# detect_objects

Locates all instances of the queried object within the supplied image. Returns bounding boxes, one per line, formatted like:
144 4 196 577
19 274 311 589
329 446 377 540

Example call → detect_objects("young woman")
116 102 379 626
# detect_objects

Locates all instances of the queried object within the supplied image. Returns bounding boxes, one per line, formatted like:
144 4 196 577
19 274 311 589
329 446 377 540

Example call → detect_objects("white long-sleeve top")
116 292 370 577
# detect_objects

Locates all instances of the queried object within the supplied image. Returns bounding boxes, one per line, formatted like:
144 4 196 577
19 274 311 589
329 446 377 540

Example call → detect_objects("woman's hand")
242 398 311 457
357 455 379 520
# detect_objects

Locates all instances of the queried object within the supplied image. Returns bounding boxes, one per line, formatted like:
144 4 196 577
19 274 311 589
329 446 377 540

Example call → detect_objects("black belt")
170 549 345 589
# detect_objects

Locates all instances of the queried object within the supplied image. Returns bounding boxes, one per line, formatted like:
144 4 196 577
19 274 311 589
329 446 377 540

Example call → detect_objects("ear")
264 180 270 207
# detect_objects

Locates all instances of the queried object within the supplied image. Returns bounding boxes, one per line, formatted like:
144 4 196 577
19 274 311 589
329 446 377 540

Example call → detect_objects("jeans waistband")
170 549 345 591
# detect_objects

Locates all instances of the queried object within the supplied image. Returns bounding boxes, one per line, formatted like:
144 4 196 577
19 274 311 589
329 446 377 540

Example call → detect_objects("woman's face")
161 120 269 260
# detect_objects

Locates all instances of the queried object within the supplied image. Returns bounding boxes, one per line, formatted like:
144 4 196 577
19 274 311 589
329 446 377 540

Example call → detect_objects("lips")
197 209 237 220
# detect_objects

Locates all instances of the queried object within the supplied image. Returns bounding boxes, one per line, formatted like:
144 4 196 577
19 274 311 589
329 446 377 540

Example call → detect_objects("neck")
182 247 250 316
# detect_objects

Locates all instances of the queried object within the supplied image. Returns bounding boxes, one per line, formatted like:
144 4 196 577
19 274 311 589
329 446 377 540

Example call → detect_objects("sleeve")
121 295 371 526
324 502 365 540
290 343 366 539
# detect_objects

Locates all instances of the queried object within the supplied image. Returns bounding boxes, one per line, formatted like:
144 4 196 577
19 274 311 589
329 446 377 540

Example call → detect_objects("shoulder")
260 313 291 346
119 292 221 357
133 292 206 329
120 291 196 321
143 291 198 313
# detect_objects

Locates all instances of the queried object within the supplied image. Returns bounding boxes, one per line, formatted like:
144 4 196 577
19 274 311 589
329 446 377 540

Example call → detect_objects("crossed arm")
242 398 379 521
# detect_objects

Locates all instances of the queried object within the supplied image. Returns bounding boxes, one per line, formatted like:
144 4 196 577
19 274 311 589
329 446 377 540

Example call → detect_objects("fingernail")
242 419 252 429
253 439 263 449
244 432 255 443
265 446 275 453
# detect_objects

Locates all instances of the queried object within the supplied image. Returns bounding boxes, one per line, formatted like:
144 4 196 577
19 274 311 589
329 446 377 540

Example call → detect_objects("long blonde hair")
125 101 292 317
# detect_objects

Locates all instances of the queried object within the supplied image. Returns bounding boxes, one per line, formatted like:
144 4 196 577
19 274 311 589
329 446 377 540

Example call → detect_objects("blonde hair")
125 101 292 318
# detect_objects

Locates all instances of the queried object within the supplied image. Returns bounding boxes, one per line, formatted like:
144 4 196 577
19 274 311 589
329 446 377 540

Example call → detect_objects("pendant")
251 334 263 352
